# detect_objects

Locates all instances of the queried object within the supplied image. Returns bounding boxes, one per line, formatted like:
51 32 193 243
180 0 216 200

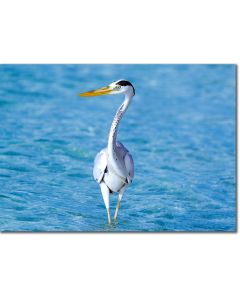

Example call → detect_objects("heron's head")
79 79 135 97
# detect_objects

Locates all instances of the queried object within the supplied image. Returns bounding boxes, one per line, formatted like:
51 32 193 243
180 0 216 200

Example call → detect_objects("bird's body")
80 80 135 224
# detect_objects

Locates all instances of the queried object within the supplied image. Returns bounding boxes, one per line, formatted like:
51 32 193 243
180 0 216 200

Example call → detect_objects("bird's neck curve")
107 93 133 156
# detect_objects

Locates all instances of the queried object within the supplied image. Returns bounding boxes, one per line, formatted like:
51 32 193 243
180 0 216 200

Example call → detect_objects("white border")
0 1 239 300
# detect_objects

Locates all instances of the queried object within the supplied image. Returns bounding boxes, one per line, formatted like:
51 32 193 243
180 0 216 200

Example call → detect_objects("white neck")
107 93 133 155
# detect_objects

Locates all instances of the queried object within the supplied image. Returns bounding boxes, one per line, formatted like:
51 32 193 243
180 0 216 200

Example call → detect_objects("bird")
79 80 135 224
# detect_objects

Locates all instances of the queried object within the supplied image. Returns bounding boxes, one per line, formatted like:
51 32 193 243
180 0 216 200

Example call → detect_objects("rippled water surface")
0 64 236 231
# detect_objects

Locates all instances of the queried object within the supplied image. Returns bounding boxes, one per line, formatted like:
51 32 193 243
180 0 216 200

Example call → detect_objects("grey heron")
79 80 135 224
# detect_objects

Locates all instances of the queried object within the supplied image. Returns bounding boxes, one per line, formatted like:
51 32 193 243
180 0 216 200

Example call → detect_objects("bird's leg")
100 182 111 224
114 186 126 221
107 208 111 225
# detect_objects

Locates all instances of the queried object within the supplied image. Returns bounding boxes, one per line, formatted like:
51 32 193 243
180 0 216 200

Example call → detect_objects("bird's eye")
116 85 121 90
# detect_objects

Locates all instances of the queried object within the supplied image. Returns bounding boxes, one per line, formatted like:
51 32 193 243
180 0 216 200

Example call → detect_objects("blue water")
0 64 236 232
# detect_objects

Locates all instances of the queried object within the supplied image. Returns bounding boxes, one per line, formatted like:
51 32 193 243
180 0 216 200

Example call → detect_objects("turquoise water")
0 64 236 232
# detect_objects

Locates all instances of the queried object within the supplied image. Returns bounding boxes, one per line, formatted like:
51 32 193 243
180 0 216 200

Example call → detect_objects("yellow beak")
79 85 113 97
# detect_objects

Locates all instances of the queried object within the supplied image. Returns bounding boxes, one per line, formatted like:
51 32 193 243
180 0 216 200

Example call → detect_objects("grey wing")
124 151 134 184
93 148 108 183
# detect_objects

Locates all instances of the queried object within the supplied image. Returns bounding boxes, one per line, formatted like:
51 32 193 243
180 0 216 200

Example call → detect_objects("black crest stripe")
117 80 135 95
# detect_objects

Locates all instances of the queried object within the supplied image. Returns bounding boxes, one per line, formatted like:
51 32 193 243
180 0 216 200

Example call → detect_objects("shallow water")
0 64 236 231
